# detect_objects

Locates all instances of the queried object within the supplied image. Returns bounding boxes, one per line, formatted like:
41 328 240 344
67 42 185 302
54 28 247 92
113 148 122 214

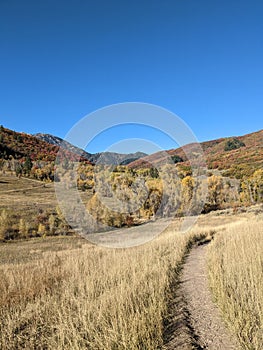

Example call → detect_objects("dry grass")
0 226 209 350
0 173 93 216
207 216 263 350
0 174 56 214
1 173 262 350
0 173 93 238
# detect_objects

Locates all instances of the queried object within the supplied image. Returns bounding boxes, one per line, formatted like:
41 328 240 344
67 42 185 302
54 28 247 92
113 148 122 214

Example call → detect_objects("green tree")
23 156 33 175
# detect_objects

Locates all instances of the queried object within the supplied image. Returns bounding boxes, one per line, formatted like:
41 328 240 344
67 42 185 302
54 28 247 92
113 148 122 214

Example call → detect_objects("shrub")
224 138 245 152
171 155 183 164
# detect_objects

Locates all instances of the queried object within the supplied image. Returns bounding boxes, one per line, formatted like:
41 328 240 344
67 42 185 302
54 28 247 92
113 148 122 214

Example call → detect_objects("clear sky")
0 0 263 153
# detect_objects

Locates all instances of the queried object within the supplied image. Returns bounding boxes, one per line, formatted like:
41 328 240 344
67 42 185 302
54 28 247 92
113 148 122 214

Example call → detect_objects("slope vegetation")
129 129 263 178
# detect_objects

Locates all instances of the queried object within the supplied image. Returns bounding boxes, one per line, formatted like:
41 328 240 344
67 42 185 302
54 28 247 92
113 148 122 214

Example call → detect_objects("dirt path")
163 244 241 350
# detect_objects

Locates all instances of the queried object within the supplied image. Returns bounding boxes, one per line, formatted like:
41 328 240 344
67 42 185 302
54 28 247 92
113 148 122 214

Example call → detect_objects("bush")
171 155 183 164
224 138 245 152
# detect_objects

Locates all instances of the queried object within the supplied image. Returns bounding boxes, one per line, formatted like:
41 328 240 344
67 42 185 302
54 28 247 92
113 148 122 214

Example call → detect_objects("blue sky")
0 0 263 153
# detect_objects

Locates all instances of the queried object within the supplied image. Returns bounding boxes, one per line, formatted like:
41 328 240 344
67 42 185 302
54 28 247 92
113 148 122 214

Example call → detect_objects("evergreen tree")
23 156 33 175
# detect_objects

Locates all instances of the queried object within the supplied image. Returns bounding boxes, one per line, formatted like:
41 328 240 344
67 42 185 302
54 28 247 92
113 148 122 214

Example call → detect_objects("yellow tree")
19 218 29 238
250 169 263 203
181 176 194 213
240 180 254 204
207 175 224 207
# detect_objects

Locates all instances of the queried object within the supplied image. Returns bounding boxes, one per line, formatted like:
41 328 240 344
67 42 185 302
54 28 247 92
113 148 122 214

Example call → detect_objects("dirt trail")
163 244 241 350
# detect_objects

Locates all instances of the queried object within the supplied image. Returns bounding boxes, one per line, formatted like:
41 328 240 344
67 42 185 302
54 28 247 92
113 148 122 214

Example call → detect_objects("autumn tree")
19 218 29 238
38 223 46 237
0 210 11 240
251 169 263 202
207 175 224 206
48 214 57 235
241 169 263 204
181 176 194 213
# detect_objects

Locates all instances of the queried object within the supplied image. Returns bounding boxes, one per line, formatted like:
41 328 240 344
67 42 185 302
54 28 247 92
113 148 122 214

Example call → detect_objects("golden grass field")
0 173 262 349
0 173 93 214
0 227 211 350
208 216 263 350
0 173 93 238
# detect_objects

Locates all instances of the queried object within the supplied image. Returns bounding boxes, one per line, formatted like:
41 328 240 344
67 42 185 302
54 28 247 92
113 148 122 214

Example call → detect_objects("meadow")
1 207 262 349
0 225 210 350
208 215 263 350
0 173 93 239
0 172 262 349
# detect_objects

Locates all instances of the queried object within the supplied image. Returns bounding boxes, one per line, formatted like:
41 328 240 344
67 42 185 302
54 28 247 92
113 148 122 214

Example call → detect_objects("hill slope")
0 127 92 162
0 127 147 165
0 127 60 161
35 133 147 165
1 126 262 178
128 129 263 178
34 133 92 159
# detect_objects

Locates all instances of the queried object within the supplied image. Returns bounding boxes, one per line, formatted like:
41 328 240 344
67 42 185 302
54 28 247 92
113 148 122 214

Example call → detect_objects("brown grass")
0 173 93 238
1 172 262 349
0 225 210 350
207 216 263 350
0 173 92 216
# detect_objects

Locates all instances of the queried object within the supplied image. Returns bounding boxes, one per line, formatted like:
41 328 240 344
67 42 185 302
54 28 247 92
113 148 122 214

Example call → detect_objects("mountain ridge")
0 126 262 178
128 129 263 178
34 133 148 165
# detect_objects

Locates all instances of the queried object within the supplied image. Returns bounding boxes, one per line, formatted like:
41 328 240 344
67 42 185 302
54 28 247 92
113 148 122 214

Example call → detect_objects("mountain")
0 127 59 161
89 151 148 165
34 133 92 159
0 127 91 163
0 127 147 165
1 126 262 178
34 133 148 165
128 129 263 178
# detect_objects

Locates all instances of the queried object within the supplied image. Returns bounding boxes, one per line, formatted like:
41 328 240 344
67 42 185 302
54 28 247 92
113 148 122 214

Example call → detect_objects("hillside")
35 133 147 165
0 126 61 161
129 129 263 178
34 133 92 159
1 125 262 178
0 127 146 165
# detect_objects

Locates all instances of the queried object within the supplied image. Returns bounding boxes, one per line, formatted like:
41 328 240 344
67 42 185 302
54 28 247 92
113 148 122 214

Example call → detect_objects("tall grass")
0 228 207 350
207 219 263 350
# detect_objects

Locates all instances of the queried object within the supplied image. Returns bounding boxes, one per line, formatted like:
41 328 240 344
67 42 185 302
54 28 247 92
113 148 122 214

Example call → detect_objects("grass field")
0 173 262 349
0 172 93 214
0 173 93 238
0 226 212 350
208 216 263 350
